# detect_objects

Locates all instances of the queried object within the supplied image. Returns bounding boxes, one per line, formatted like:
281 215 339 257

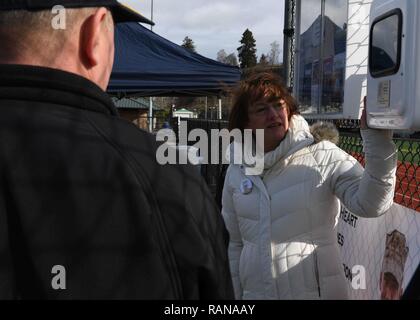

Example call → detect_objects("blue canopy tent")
108 22 241 97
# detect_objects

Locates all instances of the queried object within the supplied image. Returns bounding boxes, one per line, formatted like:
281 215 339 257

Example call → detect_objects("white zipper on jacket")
239 167 278 298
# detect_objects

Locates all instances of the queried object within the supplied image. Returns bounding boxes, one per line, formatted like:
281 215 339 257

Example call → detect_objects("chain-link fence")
180 118 420 212
179 119 229 196
339 131 419 211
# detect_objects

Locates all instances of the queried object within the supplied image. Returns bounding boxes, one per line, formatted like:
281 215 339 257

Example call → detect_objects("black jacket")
0 64 234 299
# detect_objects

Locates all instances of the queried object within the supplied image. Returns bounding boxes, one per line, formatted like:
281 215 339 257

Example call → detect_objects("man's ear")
80 7 109 68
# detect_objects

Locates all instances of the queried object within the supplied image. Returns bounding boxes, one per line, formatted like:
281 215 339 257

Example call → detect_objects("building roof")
111 97 162 111
174 108 193 113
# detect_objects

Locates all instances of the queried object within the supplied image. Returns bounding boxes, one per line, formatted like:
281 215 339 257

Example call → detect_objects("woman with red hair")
222 72 397 299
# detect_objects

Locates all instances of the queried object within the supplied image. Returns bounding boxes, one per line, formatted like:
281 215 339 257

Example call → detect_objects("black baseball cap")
0 0 154 25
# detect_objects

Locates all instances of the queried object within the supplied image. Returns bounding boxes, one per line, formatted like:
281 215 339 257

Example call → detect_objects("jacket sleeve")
221 169 243 299
157 163 235 300
194 175 236 300
329 129 397 218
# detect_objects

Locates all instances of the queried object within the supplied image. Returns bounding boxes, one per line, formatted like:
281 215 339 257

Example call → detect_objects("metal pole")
218 98 222 120
149 0 154 131
205 96 208 119
293 0 300 99
283 0 292 87
318 0 326 114
149 97 153 132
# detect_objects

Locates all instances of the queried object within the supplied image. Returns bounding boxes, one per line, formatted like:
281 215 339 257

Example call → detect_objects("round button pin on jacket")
240 178 253 194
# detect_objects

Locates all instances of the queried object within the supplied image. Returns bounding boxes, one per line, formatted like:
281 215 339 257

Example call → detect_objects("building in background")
284 0 368 119
295 0 347 116
112 97 162 131
173 108 198 119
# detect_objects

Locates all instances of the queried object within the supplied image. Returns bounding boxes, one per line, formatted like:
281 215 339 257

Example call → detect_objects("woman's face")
246 98 290 152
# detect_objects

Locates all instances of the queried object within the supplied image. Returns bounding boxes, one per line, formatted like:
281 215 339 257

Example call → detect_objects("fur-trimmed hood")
310 121 340 145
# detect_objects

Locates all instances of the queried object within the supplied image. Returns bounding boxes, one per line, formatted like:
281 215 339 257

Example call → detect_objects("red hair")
228 72 299 131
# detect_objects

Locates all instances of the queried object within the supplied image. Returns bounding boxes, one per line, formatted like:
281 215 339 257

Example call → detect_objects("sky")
121 0 285 61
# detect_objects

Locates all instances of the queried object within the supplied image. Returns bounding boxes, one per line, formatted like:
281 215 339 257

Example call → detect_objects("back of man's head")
0 7 115 90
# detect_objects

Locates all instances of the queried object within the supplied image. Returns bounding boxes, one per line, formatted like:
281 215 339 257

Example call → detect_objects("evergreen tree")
181 36 196 53
237 29 257 69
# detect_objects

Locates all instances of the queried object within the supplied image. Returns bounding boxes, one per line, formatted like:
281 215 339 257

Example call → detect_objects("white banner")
338 203 420 299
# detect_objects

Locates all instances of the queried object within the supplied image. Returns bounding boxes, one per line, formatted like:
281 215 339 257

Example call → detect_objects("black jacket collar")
0 64 118 116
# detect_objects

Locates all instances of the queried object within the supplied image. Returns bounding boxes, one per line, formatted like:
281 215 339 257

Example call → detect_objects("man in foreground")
0 0 233 299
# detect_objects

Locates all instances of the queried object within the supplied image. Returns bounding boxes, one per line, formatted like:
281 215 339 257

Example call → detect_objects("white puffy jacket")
222 116 397 300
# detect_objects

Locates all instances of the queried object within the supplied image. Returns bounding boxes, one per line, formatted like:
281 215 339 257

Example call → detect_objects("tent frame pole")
149 97 153 132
